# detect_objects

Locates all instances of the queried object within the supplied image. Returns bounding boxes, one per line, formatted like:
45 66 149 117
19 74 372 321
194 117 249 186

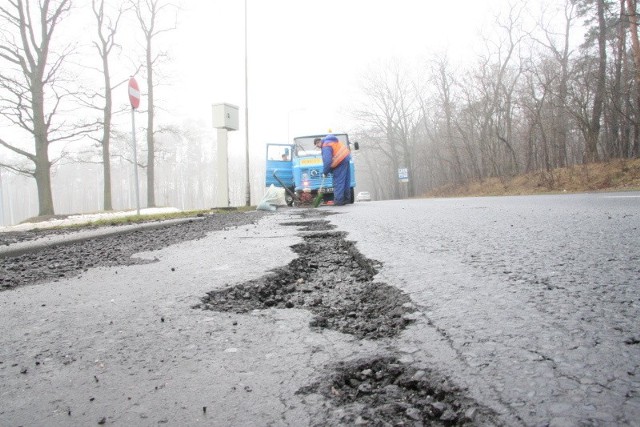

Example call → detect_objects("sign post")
128 77 141 215
398 168 409 183
0 169 4 226
212 103 239 208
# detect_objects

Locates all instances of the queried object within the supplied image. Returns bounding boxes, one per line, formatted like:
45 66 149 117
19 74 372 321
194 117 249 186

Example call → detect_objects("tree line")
1 1 639 222
352 0 640 200
0 0 178 217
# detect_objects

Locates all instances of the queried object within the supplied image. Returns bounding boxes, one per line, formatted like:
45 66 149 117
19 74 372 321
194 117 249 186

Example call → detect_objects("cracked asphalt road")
328 192 640 426
0 211 343 426
0 192 639 426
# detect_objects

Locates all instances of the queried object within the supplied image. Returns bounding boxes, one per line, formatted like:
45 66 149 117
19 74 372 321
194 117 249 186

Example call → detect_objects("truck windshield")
293 134 349 157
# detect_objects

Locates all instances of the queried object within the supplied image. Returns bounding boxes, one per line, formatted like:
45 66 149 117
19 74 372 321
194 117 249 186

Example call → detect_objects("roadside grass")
87 207 254 225
425 158 640 198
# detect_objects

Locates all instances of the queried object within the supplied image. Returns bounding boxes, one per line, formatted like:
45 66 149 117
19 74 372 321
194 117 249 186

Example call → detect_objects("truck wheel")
349 188 355 204
285 188 295 206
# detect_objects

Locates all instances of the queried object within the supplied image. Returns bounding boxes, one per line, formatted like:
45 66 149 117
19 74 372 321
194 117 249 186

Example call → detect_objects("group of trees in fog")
353 0 640 200
1 0 639 225
0 0 178 219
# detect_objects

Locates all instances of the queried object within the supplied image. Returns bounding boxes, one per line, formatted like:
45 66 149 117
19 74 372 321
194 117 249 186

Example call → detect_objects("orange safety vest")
325 140 350 168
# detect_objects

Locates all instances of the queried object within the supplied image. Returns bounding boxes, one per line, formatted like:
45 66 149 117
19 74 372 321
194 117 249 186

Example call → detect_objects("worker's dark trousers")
332 160 350 205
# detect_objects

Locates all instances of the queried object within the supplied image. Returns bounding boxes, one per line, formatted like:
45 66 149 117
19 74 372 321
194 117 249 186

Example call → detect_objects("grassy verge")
425 158 640 198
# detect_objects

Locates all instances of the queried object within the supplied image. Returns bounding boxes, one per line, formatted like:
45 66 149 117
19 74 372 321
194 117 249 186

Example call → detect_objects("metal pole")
131 108 141 215
216 128 230 207
244 0 251 207
0 169 4 226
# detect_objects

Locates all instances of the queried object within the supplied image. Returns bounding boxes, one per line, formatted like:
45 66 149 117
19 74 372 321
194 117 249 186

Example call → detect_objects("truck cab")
265 133 358 206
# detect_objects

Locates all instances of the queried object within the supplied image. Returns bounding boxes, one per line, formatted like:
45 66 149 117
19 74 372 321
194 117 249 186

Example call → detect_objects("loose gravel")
300 356 498 426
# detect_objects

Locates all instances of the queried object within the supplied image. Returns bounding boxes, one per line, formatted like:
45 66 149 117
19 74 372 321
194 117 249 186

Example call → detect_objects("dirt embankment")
426 158 640 198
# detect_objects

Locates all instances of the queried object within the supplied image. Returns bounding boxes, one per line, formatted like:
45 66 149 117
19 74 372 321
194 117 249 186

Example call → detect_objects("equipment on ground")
312 175 326 207
272 170 299 206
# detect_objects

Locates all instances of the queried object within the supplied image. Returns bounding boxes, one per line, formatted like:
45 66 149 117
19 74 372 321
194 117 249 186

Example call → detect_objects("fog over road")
0 192 638 426
331 192 640 425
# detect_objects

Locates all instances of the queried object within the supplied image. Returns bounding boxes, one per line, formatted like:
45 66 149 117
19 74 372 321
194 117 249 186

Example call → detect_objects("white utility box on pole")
212 103 239 208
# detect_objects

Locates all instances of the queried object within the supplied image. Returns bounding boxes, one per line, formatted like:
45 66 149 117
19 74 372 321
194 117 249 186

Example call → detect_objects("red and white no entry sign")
128 77 140 109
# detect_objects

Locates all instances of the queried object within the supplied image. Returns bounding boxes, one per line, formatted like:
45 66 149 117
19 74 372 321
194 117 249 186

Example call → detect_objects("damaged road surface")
3 192 636 426
196 219 498 425
0 208 498 427
196 227 415 340
0 209 493 426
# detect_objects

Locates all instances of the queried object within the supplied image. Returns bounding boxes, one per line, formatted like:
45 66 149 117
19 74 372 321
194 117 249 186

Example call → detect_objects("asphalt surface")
1 210 330 426
0 193 638 426
328 193 640 426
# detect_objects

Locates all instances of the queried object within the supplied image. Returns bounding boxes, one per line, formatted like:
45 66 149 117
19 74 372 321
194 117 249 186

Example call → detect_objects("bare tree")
130 0 177 208
352 60 423 199
573 0 609 162
589 0 608 161
427 54 464 183
533 0 578 167
476 3 528 177
0 0 90 216
91 0 127 211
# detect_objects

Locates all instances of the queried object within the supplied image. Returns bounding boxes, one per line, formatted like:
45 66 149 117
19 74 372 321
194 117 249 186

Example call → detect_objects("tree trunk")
626 0 640 157
556 3 572 167
438 62 463 182
102 52 113 211
146 36 156 207
626 0 640 86
381 117 399 199
33 140 54 216
102 141 112 210
608 0 626 159
585 0 607 162
33 68 55 216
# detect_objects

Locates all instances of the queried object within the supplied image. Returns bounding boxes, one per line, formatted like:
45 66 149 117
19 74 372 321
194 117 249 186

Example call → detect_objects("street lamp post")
243 0 251 207
0 169 4 226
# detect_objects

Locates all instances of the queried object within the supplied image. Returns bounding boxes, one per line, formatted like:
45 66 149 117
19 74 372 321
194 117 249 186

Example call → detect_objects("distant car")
356 191 371 202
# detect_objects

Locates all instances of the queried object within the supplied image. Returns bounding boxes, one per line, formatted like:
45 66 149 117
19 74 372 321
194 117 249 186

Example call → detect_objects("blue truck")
265 133 358 206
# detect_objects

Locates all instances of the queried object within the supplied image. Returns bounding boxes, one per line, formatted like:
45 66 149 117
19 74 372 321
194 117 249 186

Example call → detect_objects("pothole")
299 356 499 426
195 218 500 425
195 223 416 340
280 220 336 232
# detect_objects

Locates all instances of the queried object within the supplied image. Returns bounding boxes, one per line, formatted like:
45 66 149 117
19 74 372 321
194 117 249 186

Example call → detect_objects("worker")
315 134 351 206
